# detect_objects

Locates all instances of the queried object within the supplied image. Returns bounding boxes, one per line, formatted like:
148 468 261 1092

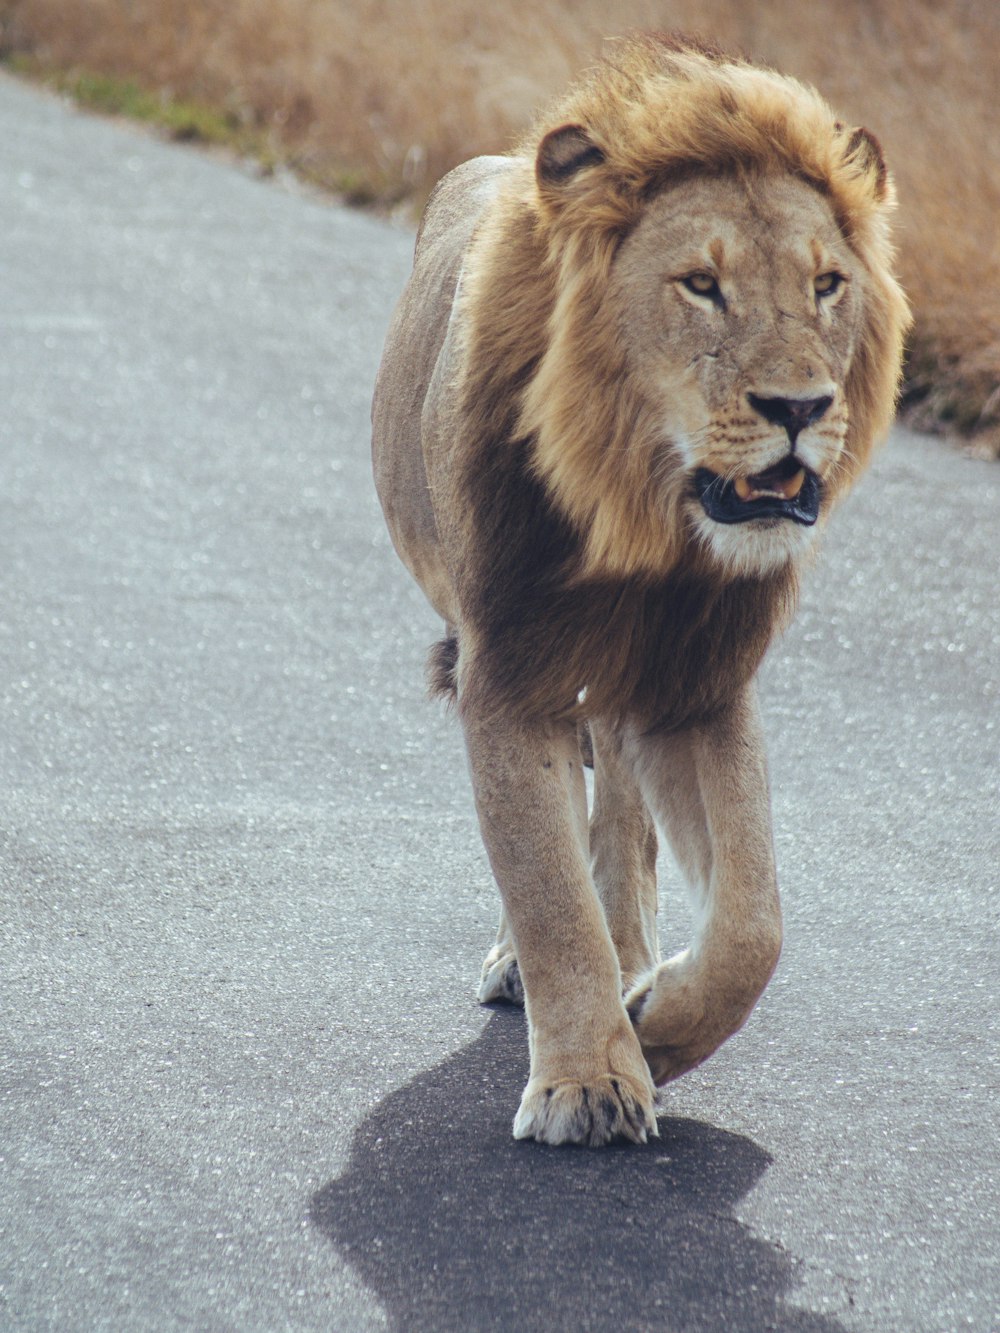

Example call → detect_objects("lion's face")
610 172 867 576
508 56 908 587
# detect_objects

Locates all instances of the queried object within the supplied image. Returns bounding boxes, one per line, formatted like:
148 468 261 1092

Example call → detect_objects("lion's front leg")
622 685 783 1084
461 694 656 1146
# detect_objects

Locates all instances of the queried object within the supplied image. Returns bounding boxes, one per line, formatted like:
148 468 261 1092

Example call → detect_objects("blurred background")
1 0 997 455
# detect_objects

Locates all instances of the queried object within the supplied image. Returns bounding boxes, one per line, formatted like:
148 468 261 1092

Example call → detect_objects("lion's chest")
473 565 793 728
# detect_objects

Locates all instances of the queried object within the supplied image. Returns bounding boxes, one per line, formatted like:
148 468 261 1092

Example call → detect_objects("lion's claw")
513 1073 657 1147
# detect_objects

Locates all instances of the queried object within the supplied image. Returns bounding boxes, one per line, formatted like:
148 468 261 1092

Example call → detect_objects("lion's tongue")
734 466 806 503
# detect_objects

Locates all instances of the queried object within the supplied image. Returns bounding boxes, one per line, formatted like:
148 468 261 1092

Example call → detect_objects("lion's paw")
477 947 524 1006
513 1073 656 1147
626 956 731 1086
624 971 661 1028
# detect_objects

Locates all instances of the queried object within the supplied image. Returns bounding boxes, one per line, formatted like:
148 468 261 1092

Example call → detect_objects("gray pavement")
0 71 997 1332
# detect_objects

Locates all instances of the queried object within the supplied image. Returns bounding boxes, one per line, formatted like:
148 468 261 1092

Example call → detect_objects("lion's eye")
814 271 845 298
682 272 722 300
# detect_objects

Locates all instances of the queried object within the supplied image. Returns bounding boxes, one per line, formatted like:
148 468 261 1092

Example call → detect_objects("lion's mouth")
694 457 820 525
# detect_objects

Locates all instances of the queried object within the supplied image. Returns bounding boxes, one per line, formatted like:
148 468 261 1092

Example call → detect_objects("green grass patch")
3 54 272 158
2 52 392 205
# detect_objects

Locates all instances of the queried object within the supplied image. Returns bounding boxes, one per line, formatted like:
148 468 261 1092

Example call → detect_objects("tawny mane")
450 34 908 724
461 35 907 574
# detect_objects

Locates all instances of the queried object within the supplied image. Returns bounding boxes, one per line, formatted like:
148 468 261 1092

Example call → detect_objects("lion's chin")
689 499 821 578
693 458 821 527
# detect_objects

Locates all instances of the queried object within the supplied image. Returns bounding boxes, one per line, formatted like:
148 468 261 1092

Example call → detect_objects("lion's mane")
446 35 909 726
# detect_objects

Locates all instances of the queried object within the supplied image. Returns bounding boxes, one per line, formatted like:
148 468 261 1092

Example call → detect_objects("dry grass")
2 0 998 451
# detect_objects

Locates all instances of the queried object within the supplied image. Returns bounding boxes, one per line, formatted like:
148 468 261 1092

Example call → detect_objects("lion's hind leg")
589 719 661 993
477 907 524 1006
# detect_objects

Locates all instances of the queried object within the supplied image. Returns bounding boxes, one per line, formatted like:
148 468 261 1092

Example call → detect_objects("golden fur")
371 35 909 1145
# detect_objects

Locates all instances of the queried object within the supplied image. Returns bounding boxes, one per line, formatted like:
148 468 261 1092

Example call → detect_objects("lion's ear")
536 124 605 188
843 126 889 203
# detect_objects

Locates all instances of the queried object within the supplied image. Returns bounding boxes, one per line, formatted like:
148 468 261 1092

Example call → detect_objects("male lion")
371 35 909 1146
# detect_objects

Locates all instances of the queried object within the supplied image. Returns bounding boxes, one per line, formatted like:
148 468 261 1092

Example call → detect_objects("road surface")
1 71 997 1331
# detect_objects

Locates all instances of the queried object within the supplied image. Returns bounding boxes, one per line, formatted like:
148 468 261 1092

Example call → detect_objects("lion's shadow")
311 1011 843 1331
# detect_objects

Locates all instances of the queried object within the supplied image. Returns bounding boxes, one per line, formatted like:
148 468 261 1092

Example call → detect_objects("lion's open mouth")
694 457 821 526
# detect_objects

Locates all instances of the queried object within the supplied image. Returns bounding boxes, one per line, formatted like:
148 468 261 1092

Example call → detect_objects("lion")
371 34 909 1146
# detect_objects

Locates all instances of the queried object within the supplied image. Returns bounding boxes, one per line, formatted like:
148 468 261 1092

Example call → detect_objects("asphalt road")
1 72 997 1333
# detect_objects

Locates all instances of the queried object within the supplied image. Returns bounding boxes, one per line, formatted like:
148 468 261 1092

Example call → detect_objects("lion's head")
467 36 910 584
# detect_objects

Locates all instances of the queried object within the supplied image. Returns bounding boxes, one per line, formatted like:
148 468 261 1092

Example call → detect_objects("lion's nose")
747 393 833 446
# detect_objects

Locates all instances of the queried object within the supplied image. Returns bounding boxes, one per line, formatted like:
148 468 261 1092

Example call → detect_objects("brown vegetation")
1 0 997 452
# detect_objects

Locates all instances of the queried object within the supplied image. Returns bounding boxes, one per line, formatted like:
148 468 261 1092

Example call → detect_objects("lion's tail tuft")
427 635 459 703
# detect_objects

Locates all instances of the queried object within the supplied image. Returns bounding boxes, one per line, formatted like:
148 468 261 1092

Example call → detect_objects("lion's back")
371 156 516 622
